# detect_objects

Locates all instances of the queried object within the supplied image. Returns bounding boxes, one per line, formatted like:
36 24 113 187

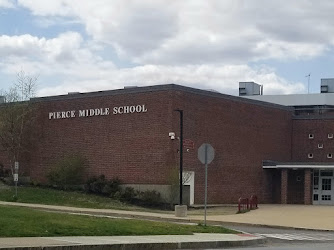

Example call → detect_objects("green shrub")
121 187 137 201
47 154 86 190
0 163 10 178
138 190 163 205
85 175 122 197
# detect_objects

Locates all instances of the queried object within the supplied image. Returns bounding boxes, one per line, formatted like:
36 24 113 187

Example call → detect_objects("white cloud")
0 0 14 8
15 0 334 65
3 1 330 97
35 63 305 97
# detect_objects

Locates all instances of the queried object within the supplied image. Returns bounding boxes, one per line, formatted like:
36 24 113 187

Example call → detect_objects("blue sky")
1 0 334 97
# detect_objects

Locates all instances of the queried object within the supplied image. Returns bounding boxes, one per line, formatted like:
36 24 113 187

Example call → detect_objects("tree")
0 71 37 175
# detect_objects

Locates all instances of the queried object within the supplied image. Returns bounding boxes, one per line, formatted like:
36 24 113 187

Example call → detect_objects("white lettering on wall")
113 105 148 115
49 110 76 120
49 105 146 120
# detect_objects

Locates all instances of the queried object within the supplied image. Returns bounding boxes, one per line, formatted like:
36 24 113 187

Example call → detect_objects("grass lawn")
0 205 238 237
0 186 149 211
0 186 237 215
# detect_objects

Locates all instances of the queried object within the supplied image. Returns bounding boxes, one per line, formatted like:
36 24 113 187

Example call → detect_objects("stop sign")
198 143 215 165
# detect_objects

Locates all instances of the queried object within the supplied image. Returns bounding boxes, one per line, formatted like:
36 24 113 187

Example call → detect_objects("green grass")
0 205 238 237
0 186 148 211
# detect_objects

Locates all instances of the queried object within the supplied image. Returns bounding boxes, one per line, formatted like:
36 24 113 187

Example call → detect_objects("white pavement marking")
256 233 334 241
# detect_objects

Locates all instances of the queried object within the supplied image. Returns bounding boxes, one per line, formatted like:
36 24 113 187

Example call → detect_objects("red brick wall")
171 90 293 203
29 89 177 184
292 119 334 162
1 86 295 204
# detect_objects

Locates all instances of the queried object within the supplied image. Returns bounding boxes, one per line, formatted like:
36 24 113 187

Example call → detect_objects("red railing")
249 195 258 210
238 197 249 213
238 195 258 213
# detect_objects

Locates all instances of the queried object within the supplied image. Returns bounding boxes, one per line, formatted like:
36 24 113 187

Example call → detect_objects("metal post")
204 144 208 226
174 109 183 205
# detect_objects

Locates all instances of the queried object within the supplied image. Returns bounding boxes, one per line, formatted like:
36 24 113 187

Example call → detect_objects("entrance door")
313 170 334 205
320 177 332 205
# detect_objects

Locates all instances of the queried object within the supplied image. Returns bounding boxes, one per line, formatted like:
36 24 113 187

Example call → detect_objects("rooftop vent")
321 79 334 93
124 86 138 89
239 82 263 96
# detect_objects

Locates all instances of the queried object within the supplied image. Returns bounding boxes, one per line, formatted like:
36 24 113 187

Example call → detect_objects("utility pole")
174 109 183 205
306 73 311 94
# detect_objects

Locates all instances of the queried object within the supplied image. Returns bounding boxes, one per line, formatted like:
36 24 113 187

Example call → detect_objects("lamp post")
174 109 183 205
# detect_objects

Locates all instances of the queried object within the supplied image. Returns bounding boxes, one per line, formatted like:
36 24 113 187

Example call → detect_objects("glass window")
313 194 318 201
313 176 319 190
322 195 331 201
314 170 319 176
321 170 333 177
322 179 332 191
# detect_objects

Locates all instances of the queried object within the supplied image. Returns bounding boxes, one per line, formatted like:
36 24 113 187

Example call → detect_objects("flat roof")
31 84 292 111
243 93 334 106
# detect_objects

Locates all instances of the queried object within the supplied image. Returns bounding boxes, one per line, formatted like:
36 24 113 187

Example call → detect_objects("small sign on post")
198 143 215 226
14 161 19 197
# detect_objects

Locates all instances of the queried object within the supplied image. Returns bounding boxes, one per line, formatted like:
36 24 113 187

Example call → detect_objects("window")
328 133 333 139
318 143 324 149
313 170 319 190
322 178 332 190
327 153 333 159
313 194 318 201
308 153 313 159
321 170 333 177
322 195 331 201
309 134 314 139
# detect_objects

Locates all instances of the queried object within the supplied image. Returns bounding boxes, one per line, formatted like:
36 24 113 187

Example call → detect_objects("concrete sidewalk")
1 201 334 231
0 234 265 249
189 204 334 231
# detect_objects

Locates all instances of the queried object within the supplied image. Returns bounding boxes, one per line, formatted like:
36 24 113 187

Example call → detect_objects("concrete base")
175 205 187 217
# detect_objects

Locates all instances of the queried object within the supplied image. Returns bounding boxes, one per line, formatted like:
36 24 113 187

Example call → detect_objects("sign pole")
14 162 19 197
205 162 208 226
204 144 208 226
198 143 215 227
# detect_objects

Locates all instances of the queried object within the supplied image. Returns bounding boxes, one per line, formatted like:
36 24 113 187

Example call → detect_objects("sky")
1 0 334 97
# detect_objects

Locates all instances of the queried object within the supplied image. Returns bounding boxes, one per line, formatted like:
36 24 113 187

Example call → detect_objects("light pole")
174 109 183 205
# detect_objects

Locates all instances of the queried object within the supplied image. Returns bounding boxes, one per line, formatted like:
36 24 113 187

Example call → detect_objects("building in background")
0 81 334 205
240 79 334 205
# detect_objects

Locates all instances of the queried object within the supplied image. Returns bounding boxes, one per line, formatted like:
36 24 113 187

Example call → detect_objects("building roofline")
31 83 292 111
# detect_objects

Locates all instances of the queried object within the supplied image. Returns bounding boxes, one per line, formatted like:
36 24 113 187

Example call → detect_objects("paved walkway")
1 201 334 231
1 201 333 249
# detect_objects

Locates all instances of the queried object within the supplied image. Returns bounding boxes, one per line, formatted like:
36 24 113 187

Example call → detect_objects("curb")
0 237 267 250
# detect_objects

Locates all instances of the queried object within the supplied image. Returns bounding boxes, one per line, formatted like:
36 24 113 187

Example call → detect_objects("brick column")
281 169 288 204
304 169 312 205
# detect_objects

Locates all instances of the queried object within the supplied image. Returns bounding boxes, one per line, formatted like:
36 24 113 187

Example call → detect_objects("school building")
1 80 334 205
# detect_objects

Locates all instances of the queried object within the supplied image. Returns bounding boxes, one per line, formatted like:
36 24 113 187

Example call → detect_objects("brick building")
1 83 334 205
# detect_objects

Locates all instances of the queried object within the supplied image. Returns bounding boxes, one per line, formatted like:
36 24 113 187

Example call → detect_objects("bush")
47 154 86 190
138 190 163 205
121 187 137 201
85 175 122 197
0 163 10 178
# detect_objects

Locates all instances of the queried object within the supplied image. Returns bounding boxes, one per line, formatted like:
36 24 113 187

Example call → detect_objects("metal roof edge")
30 83 291 111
